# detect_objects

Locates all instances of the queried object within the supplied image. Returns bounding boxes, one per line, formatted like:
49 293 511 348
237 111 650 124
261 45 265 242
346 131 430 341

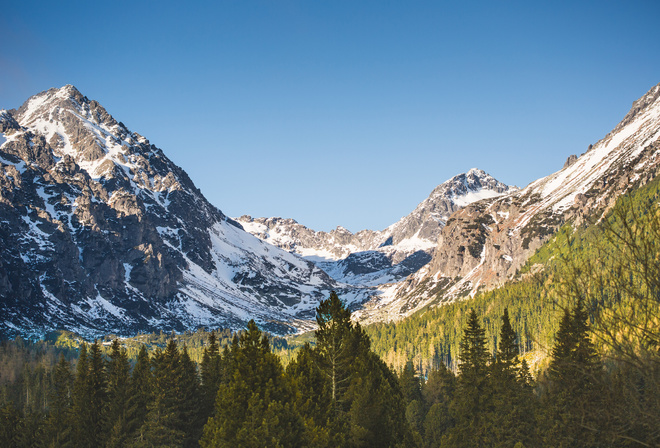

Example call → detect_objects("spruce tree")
443 309 492 447
315 291 353 408
285 343 332 446
399 361 424 439
488 309 537 447
71 342 91 447
312 292 415 447
458 309 490 379
136 340 185 448
87 340 108 447
0 403 21 447
543 301 602 447
422 363 455 446
179 345 203 447
495 308 519 379
200 330 222 421
127 344 151 444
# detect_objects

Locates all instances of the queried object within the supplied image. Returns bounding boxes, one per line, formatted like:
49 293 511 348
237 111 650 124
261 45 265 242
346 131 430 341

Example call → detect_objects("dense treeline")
0 326 295 418
366 278 554 374
399 300 659 446
2 292 657 446
0 293 415 447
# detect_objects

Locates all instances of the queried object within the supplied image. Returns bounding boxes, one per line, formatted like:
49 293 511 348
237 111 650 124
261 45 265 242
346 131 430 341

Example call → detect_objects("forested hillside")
365 173 660 374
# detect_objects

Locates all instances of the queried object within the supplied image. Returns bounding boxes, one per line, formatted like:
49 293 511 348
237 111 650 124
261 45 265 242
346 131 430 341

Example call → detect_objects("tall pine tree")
200 330 222 422
443 309 492 448
543 301 602 447
127 344 151 445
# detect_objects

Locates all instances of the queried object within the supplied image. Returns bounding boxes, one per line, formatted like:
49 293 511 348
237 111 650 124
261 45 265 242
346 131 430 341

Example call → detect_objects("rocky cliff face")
355 82 660 322
0 86 364 338
237 169 513 287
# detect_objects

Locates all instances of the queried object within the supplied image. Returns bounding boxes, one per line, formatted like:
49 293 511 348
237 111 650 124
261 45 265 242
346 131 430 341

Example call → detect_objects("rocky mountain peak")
1 85 352 338
432 168 511 197
237 169 513 289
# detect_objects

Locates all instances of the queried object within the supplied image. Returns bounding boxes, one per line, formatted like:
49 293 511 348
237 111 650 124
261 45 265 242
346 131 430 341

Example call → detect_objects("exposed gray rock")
563 154 578 168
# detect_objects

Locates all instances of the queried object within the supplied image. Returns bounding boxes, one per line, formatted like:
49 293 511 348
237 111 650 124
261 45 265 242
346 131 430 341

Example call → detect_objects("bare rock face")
563 154 578 168
0 85 343 338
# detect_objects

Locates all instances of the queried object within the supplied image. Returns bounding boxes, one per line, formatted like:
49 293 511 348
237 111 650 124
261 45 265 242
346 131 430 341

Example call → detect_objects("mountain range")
1 82 659 337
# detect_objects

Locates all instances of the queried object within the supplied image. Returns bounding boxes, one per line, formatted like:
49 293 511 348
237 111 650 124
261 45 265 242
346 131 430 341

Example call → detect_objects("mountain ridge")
236 169 514 287
0 85 366 338
2 81 660 337
356 81 660 323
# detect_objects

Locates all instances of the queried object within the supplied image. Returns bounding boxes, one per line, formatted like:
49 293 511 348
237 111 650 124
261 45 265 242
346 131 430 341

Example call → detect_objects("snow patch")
452 188 505 207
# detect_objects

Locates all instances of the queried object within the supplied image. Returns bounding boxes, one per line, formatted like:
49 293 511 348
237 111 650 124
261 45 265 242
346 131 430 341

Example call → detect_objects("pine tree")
310 292 414 447
200 330 222 422
126 344 151 444
495 308 519 379
399 360 423 404
422 363 455 446
518 359 533 387
16 409 46 448
488 309 537 447
458 309 490 379
285 343 331 446
443 309 492 447
88 340 108 447
399 361 424 439
543 301 602 447
179 345 203 447
0 403 21 447
71 342 91 447
345 344 413 448
315 291 353 408
135 340 185 448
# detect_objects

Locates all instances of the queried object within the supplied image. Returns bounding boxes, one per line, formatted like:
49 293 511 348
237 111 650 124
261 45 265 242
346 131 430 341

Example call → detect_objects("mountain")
356 82 660 322
3 82 659 338
0 85 369 338
236 169 513 287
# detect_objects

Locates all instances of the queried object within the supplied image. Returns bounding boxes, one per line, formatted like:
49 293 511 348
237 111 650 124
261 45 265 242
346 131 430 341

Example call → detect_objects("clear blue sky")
2 1 660 232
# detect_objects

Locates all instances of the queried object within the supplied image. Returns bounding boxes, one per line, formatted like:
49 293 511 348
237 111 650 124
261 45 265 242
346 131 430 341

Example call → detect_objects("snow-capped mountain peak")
237 169 514 288
0 85 369 338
